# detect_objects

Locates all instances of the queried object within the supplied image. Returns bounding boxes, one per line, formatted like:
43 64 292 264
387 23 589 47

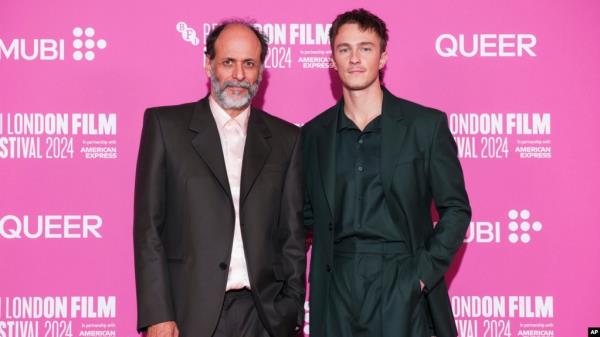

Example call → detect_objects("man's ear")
379 50 388 70
204 56 212 78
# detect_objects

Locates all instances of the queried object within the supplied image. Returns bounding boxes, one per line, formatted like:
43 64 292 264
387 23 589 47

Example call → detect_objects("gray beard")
210 72 261 110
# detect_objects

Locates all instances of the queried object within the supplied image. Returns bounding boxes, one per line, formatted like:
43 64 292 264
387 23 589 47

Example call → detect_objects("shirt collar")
337 107 356 132
209 95 251 134
337 107 382 133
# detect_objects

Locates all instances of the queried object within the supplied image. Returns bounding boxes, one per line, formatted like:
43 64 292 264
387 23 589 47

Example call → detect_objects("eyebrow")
336 41 376 49
220 57 257 62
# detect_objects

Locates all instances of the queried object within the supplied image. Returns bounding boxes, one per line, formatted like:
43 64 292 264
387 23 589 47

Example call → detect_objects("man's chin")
220 97 251 110
341 78 379 92
343 83 373 91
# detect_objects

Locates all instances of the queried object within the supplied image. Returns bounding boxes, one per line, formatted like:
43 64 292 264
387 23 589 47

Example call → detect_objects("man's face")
205 24 263 110
332 23 387 91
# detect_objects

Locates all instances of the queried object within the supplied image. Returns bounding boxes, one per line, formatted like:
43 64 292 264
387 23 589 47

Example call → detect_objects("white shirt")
209 96 252 290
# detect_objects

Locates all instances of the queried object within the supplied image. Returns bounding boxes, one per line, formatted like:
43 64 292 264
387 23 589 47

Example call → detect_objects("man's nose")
232 62 245 81
350 49 360 64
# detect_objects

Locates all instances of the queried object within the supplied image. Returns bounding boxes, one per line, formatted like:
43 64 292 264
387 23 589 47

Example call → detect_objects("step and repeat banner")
2 0 599 336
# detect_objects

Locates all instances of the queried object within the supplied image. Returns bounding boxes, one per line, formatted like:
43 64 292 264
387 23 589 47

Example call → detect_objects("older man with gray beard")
134 19 306 337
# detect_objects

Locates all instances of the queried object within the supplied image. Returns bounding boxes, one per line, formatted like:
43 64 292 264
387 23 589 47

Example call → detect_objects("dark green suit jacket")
302 88 471 337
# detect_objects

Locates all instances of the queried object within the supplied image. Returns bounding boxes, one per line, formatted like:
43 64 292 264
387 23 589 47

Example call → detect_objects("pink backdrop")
2 0 600 336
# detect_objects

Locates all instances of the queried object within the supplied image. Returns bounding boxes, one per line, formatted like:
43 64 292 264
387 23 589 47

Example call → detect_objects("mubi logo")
0 27 107 62
72 27 107 61
464 208 543 244
507 209 542 243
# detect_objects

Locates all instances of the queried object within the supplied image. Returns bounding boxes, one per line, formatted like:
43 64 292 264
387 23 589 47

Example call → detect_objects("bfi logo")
176 22 200 46
464 209 543 244
0 27 107 62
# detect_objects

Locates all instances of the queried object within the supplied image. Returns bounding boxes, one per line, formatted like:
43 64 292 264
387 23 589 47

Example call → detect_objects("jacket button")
328 223 333 231
219 262 228 270
326 264 331 272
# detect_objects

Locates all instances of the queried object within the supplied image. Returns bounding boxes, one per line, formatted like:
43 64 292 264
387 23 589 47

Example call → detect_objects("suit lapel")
380 88 407 192
240 108 271 208
316 103 340 220
314 89 406 219
189 97 232 200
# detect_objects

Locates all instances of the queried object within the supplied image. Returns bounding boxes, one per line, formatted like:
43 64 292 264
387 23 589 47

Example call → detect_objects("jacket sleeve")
278 130 307 327
133 108 175 331
416 112 471 289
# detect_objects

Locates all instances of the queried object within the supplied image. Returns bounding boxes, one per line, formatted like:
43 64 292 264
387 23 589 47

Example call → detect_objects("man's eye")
338 48 349 53
223 60 233 66
362 47 372 52
244 61 255 68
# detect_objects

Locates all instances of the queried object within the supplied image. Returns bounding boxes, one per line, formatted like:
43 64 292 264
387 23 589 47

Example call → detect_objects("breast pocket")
395 151 425 166
263 163 286 172
393 151 427 196
260 163 286 191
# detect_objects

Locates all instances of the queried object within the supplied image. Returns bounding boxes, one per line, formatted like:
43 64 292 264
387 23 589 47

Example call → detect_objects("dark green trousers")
325 239 432 337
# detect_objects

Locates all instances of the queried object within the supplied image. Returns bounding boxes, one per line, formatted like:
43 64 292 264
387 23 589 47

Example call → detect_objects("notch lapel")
189 98 232 200
240 108 271 208
380 88 407 192
316 103 340 220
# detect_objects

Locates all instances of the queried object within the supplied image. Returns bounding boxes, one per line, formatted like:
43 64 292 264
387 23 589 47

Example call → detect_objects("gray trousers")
212 289 270 337
325 239 433 337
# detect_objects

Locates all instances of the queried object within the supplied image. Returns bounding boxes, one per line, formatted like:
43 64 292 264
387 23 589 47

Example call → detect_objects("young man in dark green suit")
302 9 471 337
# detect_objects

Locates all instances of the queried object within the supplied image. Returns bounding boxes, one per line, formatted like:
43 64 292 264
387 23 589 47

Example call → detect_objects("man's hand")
147 321 179 337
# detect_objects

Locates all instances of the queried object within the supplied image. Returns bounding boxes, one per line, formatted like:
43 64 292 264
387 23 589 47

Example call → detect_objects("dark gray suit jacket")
303 88 471 337
134 97 305 337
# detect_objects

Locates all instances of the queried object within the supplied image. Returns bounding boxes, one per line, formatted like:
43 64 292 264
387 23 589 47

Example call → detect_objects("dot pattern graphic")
507 209 542 243
72 26 107 61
